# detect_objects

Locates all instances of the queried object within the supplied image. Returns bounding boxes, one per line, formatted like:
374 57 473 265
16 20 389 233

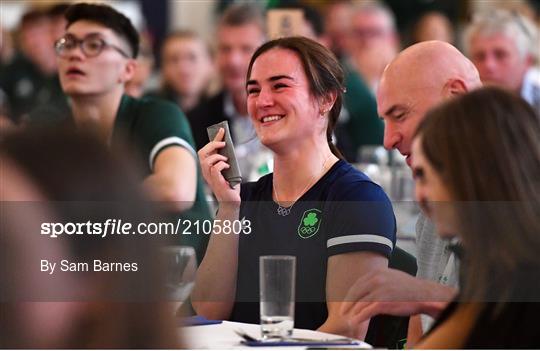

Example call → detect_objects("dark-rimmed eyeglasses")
54 34 131 58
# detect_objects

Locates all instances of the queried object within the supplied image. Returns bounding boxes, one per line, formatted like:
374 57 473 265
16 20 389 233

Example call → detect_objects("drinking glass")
162 246 197 313
259 255 296 339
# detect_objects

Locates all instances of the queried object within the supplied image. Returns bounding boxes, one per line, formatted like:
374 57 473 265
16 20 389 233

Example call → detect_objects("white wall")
0 0 144 30
169 0 217 41
1 1 30 30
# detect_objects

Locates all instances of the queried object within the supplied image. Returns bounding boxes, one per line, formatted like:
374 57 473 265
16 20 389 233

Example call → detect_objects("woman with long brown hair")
411 86 540 348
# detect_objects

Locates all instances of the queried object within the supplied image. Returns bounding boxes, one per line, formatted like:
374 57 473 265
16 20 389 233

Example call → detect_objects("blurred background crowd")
1 0 539 162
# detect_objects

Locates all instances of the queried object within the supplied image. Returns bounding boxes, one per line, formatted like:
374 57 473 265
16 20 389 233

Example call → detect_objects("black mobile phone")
207 120 242 188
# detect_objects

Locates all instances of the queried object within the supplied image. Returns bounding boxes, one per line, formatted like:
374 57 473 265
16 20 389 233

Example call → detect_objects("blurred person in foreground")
0 128 179 348
193 36 395 339
151 30 214 115
188 3 273 181
52 2 211 262
341 40 482 344
464 8 540 111
412 87 540 348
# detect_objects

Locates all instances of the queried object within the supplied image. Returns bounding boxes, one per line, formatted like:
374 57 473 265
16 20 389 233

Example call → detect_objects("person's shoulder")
3 54 33 71
127 95 190 129
187 90 229 141
241 173 272 201
326 160 390 201
119 95 196 148
342 60 371 91
134 95 184 115
189 90 225 117
0 54 38 84
524 66 540 83
203 90 226 106
142 89 167 101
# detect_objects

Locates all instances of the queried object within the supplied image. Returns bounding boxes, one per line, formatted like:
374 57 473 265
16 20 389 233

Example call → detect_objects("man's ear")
119 59 137 84
442 78 468 98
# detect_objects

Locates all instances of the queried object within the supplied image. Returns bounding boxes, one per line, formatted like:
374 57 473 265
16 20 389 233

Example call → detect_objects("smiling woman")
193 37 396 339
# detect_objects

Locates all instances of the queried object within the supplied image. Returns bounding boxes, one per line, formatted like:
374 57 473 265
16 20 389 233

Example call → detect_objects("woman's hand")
198 128 241 204
193 128 242 319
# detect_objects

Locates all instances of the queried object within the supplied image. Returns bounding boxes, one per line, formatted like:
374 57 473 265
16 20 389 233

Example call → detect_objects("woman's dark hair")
0 127 178 348
414 87 540 305
65 2 139 58
246 36 346 159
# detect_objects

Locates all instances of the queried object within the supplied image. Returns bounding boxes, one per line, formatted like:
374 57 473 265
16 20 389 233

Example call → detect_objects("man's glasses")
55 34 131 58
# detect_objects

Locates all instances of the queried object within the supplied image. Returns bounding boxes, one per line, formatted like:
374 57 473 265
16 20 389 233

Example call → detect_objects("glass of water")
259 255 296 339
162 246 197 312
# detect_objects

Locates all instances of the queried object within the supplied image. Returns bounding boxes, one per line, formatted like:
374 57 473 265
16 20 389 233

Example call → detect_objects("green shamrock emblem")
303 212 319 226
298 209 322 239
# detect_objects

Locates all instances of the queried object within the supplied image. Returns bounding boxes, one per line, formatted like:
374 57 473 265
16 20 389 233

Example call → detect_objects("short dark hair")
47 3 71 18
64 2 139 58
20 8 48 27
219 3 266 33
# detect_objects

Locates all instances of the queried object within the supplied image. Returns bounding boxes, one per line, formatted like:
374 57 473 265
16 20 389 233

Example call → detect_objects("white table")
180 320 371 349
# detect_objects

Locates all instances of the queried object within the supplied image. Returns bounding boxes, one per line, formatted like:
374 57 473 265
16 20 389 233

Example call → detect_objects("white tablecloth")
179 320 371 349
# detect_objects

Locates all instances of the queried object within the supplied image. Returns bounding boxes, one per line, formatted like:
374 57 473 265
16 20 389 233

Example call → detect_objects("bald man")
342 41 482 343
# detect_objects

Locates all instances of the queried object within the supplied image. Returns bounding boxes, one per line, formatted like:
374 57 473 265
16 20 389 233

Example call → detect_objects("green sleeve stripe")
149 136 197 171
